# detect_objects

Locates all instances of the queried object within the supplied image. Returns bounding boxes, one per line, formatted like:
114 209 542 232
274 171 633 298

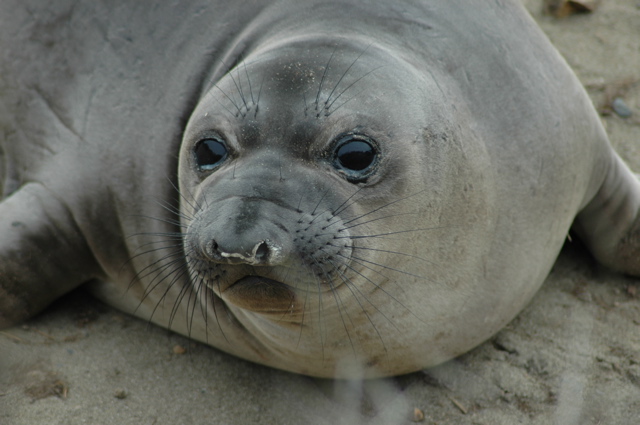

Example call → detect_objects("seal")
1 0 639 378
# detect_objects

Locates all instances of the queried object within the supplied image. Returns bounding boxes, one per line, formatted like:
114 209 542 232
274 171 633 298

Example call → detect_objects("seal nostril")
254 241 269 262
207 240 222 260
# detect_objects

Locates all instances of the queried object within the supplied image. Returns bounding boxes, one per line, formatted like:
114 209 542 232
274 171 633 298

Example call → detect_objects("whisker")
338 256 425 323
126 215 187 230
202 275 211 344
242 58 255 106
314 273 327 361
324 89 363 116
324 44 373 109
197 271 230 344
325 65 385 113
214 84 243 116
331 212 419 232
332 186 365 217
167 266 197 330
134 259 190 314
212 92 238 118
217 58 248 114
310 187 365 229
154 199 192 222
350 245 438 266
310 188 331 217
296 272 311 349
185 272 206 339
318 262 358 357
126 242 185 269
138 257 191 325
339 226 452 240
186 269 218 341
341 252 435 284
329 258 394 349
164 176 203 218
128 233 185 243
254 74 265 119
315 46 338 114
127 246 186 289
234 61 248 112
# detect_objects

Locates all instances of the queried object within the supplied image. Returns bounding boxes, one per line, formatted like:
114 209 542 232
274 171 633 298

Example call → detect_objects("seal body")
2 0 639 378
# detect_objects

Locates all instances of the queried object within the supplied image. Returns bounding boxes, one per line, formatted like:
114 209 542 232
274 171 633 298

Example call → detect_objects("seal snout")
206 238 284 266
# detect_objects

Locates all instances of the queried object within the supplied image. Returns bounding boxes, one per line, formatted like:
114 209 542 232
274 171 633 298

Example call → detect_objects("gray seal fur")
1 0 640 378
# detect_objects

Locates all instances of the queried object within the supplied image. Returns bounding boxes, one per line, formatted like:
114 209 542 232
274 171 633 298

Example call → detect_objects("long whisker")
217 58 248 114
325 66 385 114
331 212 420 232
235 61 248 112
341 252 436 285
127 244 186 288
254 74 265 119
332 186 365 217
324 44 372 108
310 188 332 220
242 58 255 106
168 266 197 330
138 256 191 325
315 46 337 114
214 84 243 116
318 261 358 357
350 245 439 267
165 176 203 218
338 256 426 323
329 258 397 342
339 226 453 240
342 189 427 226
296 272 311 349
204 273 230 343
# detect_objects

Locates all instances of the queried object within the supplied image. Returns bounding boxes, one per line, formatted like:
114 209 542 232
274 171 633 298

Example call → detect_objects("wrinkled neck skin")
170 18 496 379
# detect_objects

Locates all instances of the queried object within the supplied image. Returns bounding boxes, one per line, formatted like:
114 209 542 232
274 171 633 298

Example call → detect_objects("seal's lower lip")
221 276 298 313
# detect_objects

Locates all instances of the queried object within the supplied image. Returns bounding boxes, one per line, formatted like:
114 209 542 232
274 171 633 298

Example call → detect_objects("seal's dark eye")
336 140 375 171
194 138 228 171
333 135 378 182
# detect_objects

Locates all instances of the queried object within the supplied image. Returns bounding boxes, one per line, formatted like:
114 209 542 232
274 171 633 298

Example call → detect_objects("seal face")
170 38 506 377
2 0 640 378
176 44 428 363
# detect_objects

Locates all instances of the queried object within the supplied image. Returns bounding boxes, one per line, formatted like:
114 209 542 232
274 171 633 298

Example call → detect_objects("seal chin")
220 275 300 315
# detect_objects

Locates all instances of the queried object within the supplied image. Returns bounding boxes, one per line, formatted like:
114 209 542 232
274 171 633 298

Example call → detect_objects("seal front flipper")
574 151 640 275
0 183 100 328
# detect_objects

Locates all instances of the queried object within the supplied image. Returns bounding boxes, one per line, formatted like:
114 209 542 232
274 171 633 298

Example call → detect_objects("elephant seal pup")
1 0 639 378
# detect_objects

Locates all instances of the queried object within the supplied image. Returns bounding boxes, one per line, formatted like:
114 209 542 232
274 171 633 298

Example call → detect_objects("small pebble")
612 97 633 118
574 288 593 303
412 407 425 422
173 344 187 354
114 389 128 399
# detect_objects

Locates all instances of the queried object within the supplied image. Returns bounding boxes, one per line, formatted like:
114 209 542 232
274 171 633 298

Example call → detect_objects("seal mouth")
221 275 299 314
